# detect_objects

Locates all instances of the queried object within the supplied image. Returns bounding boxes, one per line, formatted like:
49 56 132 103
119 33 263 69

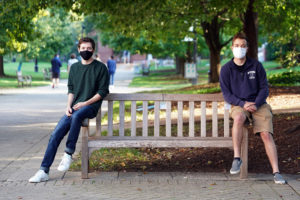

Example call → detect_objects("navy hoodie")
220 57 269 108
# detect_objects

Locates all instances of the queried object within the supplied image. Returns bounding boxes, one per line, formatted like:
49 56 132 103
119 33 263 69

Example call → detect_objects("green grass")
1 61 68 88
130 72 192 89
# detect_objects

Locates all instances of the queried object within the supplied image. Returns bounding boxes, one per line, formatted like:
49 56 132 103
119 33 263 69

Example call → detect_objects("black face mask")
80 50 93 60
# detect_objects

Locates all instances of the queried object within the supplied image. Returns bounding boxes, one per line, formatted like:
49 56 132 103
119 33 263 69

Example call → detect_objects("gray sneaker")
274 173 287 184
230 159 242 174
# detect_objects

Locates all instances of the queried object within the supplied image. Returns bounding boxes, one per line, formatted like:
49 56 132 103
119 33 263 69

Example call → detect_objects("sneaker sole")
230 169 241 175
274 180 287 184
57 167 69 172
29 178 49 183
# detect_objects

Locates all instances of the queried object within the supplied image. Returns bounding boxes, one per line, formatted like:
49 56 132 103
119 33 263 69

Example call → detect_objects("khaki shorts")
230 103 273 135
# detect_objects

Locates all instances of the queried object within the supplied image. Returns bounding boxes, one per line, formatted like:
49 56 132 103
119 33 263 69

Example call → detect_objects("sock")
273 172 280 175
234 157 241 161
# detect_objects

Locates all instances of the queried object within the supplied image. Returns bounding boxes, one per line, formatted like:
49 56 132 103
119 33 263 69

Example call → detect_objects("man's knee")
233 113 246 126
260 131 273 142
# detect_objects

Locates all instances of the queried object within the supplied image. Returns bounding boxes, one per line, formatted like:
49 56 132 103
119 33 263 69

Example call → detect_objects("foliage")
0 0 51 55
258 0 300 68
268 71 300 86
25 7 82 61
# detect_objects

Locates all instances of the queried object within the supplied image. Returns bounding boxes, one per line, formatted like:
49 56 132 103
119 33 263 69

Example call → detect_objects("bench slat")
189 101 194 137
163 93 224 102
88 137 233 148
154 101 160 137
177 101 183 137
119 101 125 136
212 102 218 137
95 107 102 137
201 101 206 137
166 101 172 137
131 101 136 137
105 93 164 101
224 105 230 137
104 93 224 102
143 101 148 137
108 101 114 136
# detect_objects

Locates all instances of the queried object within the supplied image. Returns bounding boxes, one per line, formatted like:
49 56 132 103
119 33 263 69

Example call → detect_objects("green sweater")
68 60 109 115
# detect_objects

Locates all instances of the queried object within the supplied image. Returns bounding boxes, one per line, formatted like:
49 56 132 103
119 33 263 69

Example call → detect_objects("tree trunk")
175 55 185 77
0 55 5 77
243 0 258 60
201 17 222 83
209 49 221 83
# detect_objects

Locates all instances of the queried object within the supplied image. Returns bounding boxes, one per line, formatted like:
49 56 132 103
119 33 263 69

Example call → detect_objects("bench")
16 70 32 87
42 68 52 80
80 93 249 179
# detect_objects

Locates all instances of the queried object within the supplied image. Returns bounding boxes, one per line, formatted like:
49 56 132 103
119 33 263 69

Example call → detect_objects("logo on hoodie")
247 71 256 79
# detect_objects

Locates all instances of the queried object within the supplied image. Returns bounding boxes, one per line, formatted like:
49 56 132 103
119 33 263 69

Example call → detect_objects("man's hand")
243 101 257 113
66 106 72 117
73 102 87 110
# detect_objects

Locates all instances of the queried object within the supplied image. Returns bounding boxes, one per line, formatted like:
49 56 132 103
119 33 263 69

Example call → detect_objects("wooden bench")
16 70 32 87
42 68 52 80
80 93 248 179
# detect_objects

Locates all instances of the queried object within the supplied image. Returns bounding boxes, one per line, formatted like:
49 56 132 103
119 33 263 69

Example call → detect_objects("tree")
257 0 300 68
0 0 47 77
25 8 81 61
61 0 244 82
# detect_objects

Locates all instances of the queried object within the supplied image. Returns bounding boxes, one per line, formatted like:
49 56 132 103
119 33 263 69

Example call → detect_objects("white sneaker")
57 153 72 172
29 170 49 183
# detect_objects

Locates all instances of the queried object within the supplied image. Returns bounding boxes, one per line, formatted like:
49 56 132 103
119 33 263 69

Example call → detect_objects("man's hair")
232 32 248 46
78 37 95 50
70 53 76 59
111 55 114 59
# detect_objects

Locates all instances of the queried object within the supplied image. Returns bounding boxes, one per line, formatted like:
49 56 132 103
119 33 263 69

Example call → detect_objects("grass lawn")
131 60 300 90
0 61 68 88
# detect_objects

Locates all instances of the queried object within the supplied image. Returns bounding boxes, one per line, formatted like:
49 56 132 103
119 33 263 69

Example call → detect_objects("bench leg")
240 127 248 179
81 126 89 179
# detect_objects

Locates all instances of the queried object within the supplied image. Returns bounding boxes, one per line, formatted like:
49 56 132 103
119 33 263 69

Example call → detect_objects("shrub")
268 71 300 86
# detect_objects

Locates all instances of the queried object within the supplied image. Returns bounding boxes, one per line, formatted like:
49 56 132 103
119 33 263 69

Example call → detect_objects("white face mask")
232 47 247 59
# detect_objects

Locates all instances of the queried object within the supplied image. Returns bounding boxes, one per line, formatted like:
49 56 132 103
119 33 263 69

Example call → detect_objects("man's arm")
66 93 74 116
254 63 269 108
72 93 101 111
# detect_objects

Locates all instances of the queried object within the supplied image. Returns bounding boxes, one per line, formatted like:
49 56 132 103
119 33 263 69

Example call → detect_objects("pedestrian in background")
51 54 62 88
107 55 117 87
67 53 78 73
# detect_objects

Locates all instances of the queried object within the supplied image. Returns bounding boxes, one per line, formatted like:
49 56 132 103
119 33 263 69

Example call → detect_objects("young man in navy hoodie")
220 32 286 184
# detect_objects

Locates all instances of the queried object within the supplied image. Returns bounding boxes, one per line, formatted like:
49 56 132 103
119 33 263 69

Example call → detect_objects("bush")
268 71 300 86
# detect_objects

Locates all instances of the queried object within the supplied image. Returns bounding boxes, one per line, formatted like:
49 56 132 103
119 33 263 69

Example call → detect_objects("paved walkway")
0 64 299 199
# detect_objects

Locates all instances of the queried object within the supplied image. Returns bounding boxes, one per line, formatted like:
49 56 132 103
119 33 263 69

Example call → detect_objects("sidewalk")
0 64 299 199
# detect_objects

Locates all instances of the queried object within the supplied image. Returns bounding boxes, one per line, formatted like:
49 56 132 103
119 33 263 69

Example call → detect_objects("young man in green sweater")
29 37 109 183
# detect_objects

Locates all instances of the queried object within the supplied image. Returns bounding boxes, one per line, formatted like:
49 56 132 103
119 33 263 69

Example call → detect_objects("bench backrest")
95 93 230 138
16 71 24 81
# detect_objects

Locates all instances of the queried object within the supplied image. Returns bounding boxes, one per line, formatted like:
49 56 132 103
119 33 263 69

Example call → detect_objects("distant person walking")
95 54 102 62
51 54 62 88
107 55 117 86
67 53 78 73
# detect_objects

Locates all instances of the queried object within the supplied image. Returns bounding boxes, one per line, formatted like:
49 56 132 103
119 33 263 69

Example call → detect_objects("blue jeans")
40 105 96 173
110 73 115 85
